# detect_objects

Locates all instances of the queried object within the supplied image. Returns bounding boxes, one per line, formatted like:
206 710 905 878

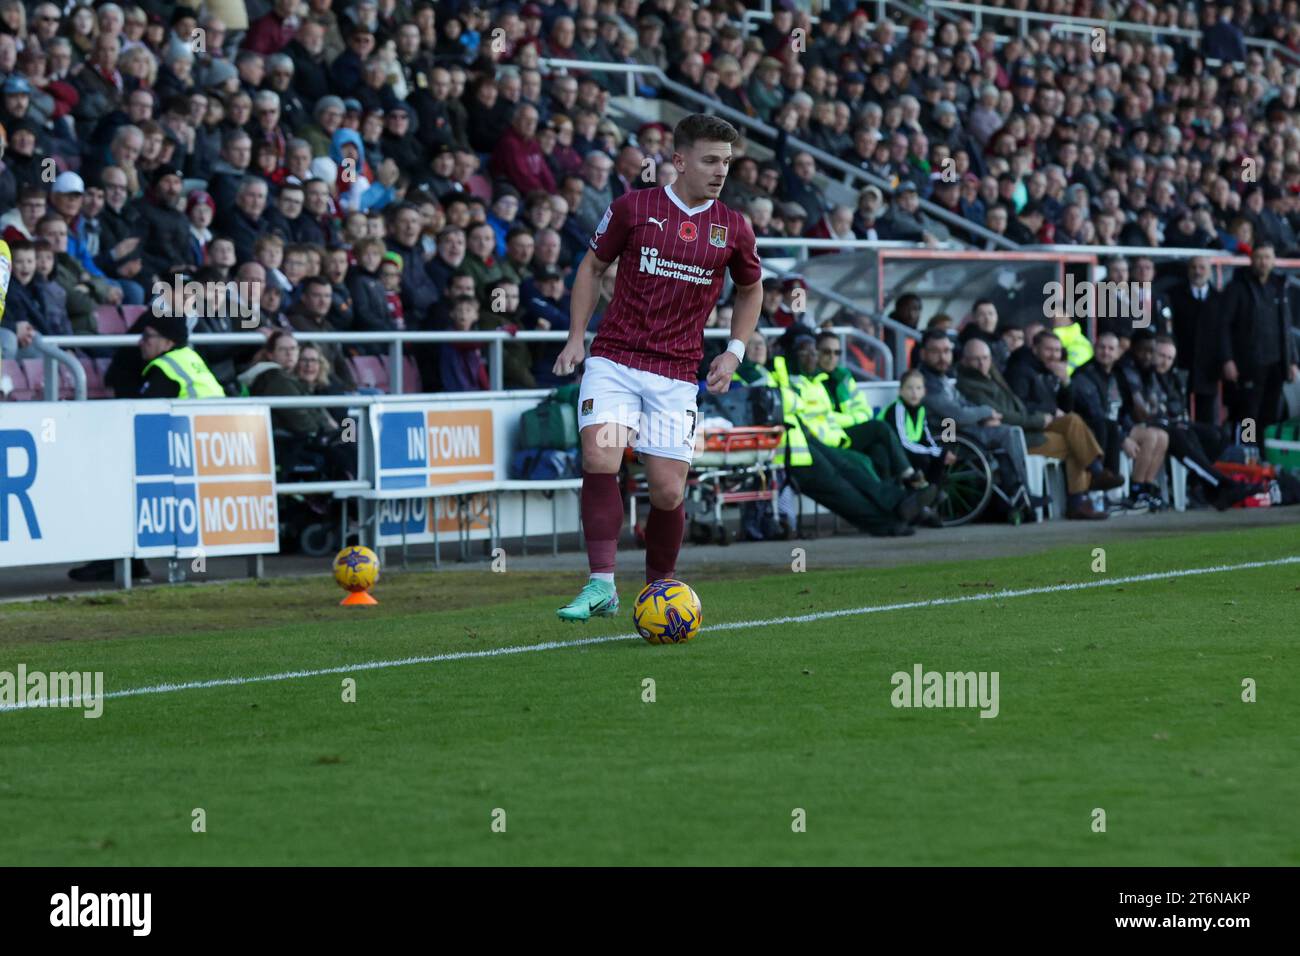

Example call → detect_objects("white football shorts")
578 356 698 463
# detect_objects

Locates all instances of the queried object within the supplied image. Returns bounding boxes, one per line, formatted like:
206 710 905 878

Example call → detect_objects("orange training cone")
340 590 379 606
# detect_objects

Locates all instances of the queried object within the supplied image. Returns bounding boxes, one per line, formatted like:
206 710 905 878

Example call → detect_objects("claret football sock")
645 502 685 583
581 472 624 575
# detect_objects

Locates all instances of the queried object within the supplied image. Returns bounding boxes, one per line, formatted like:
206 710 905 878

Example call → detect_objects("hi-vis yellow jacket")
1055 321 1094 373
770 355 859 467
142 346 224 399
771 354 851 449
814 366 874 428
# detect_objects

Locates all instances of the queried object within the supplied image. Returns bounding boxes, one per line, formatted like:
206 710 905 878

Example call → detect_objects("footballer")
552 114 764 621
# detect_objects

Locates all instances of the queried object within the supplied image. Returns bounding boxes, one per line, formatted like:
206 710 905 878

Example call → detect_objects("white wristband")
725 338 746 361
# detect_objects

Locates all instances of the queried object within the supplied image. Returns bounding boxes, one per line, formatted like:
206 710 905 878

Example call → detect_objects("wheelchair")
273 430 346 557
935 433 1032 527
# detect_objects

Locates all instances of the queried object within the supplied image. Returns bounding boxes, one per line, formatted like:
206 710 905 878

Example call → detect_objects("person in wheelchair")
917 328 1033 521
237 329 358 481
812 330 928 489
772 334 940 536
958 337 1120 520
878 369 956 485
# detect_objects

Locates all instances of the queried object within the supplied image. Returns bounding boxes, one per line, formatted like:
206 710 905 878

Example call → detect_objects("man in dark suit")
1168 256 1225 425
1218 242 1300 445
1200 2 1246 64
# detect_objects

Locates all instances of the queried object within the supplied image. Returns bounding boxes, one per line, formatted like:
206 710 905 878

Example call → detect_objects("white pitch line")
2 555 1296 714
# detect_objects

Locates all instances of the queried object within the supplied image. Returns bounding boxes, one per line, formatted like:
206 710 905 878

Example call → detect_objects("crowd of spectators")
0 1 1297 514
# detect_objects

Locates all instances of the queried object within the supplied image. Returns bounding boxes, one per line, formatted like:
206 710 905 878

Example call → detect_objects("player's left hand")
706 351 739 394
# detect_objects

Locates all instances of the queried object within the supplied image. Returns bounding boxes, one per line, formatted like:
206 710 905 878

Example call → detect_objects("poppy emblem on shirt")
709 223 728 247
678 221 697 242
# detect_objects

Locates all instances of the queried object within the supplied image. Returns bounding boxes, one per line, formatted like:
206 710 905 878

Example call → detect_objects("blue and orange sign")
134 410 278 555
375 407 496 538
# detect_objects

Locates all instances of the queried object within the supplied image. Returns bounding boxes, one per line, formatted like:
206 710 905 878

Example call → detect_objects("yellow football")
633 579 702 644
333 546 380 593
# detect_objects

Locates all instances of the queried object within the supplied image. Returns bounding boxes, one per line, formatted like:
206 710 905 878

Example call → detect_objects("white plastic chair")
1040 457 1067 518
1167 458 1188 511
1010 426 1057 520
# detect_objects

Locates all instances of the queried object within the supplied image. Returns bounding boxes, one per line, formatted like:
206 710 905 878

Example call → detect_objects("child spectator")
879 369 954 487
255 233 291 294
439 294 488 391
30 239 73 336
186 190 215 266
380 252 405 330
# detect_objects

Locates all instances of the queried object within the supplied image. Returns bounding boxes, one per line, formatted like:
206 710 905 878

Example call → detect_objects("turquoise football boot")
557 578 620 621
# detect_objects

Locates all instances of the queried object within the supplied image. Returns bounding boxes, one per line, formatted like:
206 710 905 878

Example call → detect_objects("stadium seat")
2 359 27 400
57 361 78 400
79 356 111 399
350 356 389 392
21 359 47 400
94 305 129 336
94 358 116 397
402 356 423 394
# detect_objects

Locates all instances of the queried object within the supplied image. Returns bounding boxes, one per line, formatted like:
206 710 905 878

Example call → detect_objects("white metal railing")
756 238 961 260
41 329 596 395
739 9 820 36
927 1 1300 67
758 238 922 249
930 1 1201 40
742 0 934 35
35 324 893 399
538 57 1019 251
1027 244 1300 264
4 334 88 401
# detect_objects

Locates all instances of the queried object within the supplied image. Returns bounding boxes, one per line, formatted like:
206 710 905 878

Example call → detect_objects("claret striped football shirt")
586 183 762 383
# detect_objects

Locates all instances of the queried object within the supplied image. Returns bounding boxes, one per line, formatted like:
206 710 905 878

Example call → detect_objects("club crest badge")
582 398 594 415
679 221 697 242
709 223 728 248
685 409 697 440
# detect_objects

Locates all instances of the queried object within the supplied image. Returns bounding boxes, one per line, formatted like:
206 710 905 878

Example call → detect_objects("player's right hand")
552 339 586 377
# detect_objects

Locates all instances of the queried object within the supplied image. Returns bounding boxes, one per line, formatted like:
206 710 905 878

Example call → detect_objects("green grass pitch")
2 525 1297 866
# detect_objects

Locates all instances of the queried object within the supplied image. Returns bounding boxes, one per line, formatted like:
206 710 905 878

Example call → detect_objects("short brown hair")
673 114 740 151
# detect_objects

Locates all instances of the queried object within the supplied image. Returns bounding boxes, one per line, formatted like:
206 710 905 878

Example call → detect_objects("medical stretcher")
624 425 786 546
